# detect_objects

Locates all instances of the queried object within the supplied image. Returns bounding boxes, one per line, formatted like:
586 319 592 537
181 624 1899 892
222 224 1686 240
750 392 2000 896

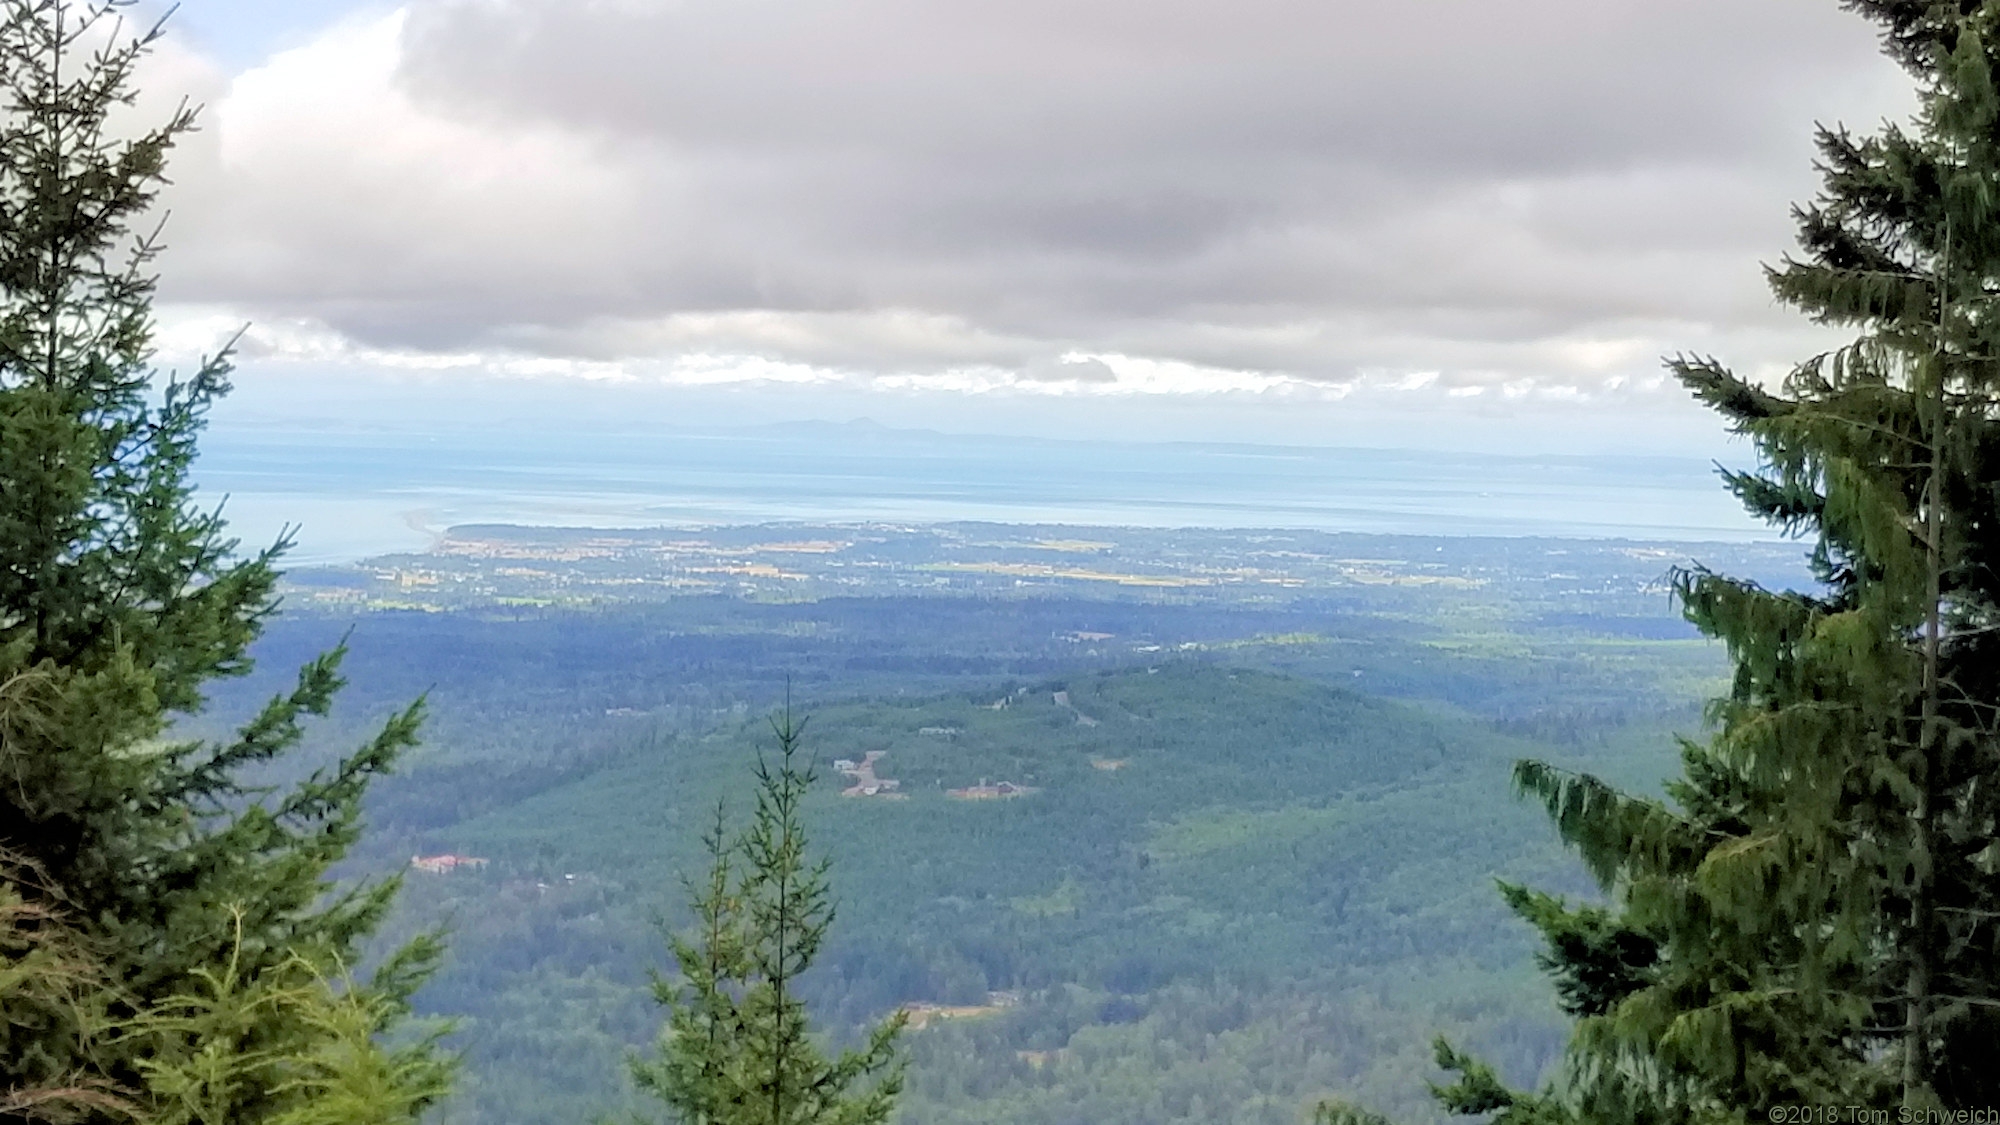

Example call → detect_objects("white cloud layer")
151 0 1914 400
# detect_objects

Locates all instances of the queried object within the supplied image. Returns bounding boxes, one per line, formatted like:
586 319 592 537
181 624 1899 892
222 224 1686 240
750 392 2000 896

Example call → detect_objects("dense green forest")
185 561 1733 1124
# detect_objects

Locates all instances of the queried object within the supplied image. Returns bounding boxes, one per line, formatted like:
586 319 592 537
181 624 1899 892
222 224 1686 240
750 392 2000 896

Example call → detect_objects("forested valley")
186 534 1766 1124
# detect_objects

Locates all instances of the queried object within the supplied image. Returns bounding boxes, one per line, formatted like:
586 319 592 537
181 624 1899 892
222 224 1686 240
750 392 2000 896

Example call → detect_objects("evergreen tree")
1326 1 2000 1120
634 802 753 1123
0 1 437 1118
3 850 451 1125
1 848 127 1122
130 916 452 1125
633 713 904 1125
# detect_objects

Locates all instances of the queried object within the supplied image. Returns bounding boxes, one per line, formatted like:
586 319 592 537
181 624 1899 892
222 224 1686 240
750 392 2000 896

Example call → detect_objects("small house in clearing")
411 854 488 874
836 751 903 798
946 780 1037 800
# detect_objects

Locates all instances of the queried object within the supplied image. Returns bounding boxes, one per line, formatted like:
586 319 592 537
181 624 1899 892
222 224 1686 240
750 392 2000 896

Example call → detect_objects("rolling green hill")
379 661 1629 1125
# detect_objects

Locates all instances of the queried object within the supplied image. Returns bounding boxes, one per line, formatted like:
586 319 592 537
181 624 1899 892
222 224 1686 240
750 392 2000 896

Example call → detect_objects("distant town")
281 520 1806 620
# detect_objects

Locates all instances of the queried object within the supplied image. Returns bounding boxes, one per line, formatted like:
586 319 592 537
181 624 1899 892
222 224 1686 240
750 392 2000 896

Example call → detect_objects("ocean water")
192 421 1778 565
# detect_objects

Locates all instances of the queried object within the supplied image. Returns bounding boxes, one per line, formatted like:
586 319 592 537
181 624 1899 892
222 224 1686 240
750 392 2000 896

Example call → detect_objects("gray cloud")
1020 356 1118 384
157 0 1911 391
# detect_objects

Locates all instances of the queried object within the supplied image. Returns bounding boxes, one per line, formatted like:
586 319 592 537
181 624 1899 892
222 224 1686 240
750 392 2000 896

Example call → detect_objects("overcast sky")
136 0 1914 453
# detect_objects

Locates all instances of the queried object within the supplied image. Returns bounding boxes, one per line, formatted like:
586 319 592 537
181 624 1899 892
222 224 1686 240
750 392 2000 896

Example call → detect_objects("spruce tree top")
1518 0 2000 1112
0 0 273 696
0 3 431 1117
1320 3 2000 1121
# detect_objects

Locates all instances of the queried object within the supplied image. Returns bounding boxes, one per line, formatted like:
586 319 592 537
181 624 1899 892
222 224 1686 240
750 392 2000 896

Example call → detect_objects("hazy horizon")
196 413 1783 566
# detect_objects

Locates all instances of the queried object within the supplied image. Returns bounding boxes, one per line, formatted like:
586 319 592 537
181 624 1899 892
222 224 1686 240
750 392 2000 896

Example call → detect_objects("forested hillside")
377 662 1611 1124
185 542 1735 1124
